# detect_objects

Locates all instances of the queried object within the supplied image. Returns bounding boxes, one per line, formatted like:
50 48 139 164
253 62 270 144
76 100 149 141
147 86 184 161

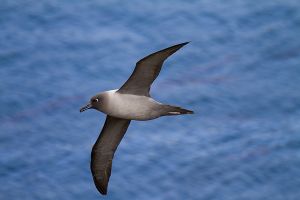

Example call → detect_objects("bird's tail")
162 105 194 116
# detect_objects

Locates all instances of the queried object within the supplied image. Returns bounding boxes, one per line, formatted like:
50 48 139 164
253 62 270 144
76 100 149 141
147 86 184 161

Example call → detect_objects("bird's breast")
103 92 160 120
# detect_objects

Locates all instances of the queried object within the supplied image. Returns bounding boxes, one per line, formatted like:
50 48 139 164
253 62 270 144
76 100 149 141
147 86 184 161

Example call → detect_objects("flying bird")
80 42 193 195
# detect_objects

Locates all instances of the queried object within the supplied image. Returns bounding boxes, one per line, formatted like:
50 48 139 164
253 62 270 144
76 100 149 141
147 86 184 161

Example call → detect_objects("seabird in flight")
80 42 193 195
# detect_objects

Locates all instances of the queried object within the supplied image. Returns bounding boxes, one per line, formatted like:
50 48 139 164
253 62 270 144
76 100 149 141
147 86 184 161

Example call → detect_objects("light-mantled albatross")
80 42 193 195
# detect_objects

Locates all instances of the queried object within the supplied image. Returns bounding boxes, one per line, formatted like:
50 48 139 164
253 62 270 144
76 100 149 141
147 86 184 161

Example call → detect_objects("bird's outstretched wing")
117 42 189 97
91 115 131 195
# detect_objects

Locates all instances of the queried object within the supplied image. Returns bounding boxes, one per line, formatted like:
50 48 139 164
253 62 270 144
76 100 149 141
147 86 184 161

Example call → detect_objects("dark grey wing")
117 42 189 97
91 115 131 195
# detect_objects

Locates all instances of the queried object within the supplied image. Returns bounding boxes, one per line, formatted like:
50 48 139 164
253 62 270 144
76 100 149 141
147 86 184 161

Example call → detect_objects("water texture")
1 0 300 199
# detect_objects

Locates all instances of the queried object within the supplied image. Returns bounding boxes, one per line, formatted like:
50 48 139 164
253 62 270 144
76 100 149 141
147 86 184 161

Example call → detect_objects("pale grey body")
80 42 193 195
93 89 178 120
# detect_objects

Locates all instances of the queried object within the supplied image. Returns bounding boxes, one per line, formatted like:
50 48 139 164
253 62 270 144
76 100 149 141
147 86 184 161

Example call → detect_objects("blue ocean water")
1 0 300 199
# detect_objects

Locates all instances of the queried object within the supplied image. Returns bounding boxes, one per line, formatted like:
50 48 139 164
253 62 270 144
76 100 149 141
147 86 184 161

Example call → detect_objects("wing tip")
169 41 190 52
93 177 108 195
178 41 190 47
98 186 108 195
182 41 191 45
163 41 190 56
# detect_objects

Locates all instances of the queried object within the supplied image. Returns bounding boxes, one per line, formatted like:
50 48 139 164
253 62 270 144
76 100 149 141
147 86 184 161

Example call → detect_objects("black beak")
80 103 92 112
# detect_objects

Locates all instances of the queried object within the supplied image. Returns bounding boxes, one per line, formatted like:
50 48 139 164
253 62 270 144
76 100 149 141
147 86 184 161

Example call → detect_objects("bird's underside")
85 42 192 195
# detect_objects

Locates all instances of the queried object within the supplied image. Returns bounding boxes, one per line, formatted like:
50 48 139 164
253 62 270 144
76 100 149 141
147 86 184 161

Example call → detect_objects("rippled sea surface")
1 0 300 199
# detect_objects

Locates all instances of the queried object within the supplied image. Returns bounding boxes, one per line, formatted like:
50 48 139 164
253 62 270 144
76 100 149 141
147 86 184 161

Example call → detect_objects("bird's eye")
92 98 99 103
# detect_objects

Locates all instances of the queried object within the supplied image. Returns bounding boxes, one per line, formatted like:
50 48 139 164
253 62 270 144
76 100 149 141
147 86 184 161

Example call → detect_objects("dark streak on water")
1 0 300 200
